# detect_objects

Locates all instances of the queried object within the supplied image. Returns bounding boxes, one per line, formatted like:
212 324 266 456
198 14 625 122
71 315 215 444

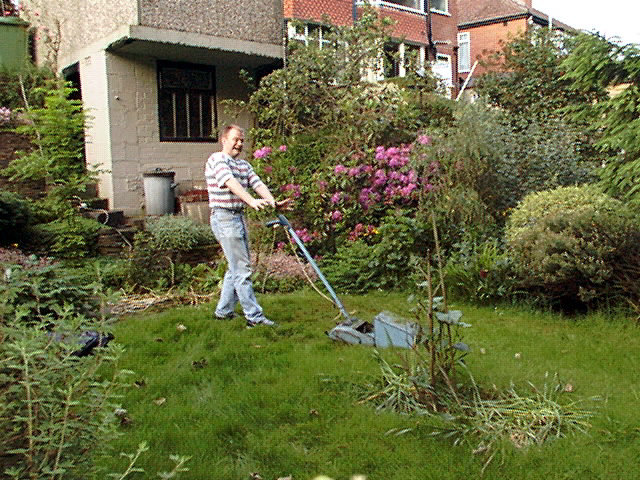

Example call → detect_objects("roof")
458 0 574 32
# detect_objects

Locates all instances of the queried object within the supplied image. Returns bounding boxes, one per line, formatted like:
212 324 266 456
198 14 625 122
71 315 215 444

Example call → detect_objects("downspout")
283 18 288 68
353 0 358 22
425 0 436 60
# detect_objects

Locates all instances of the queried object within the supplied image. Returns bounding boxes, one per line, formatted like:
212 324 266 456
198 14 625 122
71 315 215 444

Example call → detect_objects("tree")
561 33 640 206
477 28 603 126
244 6 439 150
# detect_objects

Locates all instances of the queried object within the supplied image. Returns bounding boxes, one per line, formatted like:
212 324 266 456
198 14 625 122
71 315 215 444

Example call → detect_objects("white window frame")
356 0 425 14
458 32 471 73
432 53 453 95
429 0 448 14
287 22 331 49
355 0 448 14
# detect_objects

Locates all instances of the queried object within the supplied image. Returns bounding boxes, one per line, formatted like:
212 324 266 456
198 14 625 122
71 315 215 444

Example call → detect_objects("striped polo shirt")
205 152 264 210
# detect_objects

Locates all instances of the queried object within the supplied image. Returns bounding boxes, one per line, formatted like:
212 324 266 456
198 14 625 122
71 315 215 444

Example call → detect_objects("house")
457 0 574 94
285 0 460 93
23 0 460 215
22 0 283 215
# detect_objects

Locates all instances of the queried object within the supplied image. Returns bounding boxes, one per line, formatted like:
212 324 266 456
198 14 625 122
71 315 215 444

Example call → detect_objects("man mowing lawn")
205 124 288 328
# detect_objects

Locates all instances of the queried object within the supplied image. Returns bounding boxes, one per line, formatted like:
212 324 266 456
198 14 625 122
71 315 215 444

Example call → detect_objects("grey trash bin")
143 169 177 215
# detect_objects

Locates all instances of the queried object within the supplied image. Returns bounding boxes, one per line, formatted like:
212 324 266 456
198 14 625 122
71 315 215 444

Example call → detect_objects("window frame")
429 0 448 14
356 0 449 14
287 22 332 49
457 32 471 73
157 61 218 143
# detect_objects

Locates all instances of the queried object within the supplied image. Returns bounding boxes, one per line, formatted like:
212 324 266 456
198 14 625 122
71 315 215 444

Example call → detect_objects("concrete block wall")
139 0 283 45
100 52 254 214
23 0 137 69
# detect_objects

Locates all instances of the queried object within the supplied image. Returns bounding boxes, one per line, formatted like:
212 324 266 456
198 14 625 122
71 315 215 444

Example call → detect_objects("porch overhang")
59 24 283 70
106 25 283 67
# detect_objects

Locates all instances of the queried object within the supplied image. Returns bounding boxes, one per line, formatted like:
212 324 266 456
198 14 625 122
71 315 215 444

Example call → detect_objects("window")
288 22 332 49
458 32 471 72
356 1 424 13
383 43 401 78
386 0 421 10
430 0 448 13
432 54 453 94
157 62 217 142
403 44 423 72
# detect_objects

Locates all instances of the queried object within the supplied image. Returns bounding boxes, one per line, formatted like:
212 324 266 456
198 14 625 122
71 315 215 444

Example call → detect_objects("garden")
1 9 640 480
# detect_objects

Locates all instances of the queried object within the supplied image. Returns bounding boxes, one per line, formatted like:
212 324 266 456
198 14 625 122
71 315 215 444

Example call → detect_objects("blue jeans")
210 209 265 323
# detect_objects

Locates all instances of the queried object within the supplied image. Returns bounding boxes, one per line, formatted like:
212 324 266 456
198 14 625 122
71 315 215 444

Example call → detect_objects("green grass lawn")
101 291 640 480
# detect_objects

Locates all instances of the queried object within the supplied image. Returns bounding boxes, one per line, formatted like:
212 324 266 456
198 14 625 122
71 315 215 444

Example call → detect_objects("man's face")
221 128 244 158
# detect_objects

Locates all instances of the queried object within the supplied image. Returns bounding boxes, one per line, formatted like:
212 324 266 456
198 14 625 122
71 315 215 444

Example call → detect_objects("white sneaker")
246 318 277 328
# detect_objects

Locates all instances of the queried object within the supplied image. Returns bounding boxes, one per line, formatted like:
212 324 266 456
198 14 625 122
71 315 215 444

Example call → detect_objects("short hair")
221 124 244 139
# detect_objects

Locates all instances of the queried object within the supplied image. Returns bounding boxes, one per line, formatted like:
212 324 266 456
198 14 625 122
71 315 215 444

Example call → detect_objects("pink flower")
263 165 273 174
348 167 360 177
424 183 434 192
401 183 417 196
334 165 347 174
253 147 269 159
331 210 343 221
388 158 401 168
330 192 342 204
417 135 432 145
279 145 287 152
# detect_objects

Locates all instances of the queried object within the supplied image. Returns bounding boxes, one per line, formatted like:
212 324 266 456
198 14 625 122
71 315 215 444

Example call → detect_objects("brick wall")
460 17 527 78
283 0 354 26
0 131 44 199
284 1 458 47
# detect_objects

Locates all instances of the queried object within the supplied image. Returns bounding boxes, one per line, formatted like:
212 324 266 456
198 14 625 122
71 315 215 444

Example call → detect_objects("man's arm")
254 183 276 208
224 177 270 210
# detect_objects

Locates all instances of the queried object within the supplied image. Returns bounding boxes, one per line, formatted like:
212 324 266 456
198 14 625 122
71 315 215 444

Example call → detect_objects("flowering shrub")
0 106 12 125
251 132 451 258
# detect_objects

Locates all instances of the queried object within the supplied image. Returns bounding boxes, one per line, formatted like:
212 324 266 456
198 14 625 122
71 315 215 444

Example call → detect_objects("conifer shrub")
506 185 640 310
0 190 32 246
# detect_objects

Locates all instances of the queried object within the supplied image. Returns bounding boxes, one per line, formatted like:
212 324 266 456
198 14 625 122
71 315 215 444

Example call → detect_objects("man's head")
220 125 244 158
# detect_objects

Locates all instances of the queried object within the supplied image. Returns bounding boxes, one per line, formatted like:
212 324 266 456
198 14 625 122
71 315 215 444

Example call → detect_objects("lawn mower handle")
265 214 352 324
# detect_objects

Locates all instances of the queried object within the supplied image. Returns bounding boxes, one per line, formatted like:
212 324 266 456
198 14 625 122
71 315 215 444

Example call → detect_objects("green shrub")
145 215 215 252
506 185 640 310
0 258 100 325
0 190 32 246
322 214 430 293
444 239 518 304
0 254 129 479
0 66 55 111
29 216 102 258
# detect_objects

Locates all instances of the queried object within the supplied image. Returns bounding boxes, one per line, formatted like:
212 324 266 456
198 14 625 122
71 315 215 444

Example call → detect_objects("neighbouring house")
457 0 574 96
285 0 460 94
22 0 462 215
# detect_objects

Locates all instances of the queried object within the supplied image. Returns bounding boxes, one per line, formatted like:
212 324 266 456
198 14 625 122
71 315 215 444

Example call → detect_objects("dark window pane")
157 62 217 142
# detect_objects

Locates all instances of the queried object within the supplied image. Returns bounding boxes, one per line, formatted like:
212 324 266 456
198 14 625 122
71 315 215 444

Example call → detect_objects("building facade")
457 0 573 93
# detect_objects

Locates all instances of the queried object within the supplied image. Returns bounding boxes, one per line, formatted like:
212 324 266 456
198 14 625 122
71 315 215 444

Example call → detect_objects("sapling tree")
561 33 640 205
3 80 98 220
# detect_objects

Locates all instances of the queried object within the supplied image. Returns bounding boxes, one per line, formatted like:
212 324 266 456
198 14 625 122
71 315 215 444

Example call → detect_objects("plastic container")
373 311 419 348
0 17 29 72
142 169 177 215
